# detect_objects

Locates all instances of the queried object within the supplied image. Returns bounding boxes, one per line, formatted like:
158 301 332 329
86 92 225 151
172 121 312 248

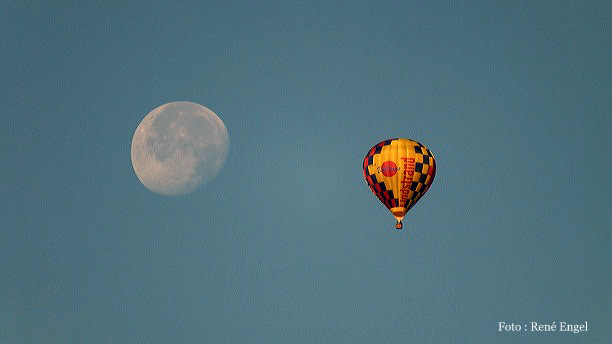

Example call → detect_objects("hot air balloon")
363 138 436 229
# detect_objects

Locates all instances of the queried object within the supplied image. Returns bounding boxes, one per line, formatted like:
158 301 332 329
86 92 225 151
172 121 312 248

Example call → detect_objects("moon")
131 101 229 196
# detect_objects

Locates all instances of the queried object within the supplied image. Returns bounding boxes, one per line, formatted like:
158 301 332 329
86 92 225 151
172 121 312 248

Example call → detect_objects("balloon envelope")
363 138 436 229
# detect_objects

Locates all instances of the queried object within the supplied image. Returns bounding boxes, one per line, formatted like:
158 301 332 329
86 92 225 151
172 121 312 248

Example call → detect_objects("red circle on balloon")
381 161 398 177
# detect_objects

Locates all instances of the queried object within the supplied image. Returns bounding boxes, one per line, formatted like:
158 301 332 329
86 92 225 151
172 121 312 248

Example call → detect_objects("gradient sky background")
2 1 610 343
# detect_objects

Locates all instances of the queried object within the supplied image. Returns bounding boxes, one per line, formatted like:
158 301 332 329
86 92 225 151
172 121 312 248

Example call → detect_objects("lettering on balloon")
378 161 399 177
400 157 415 205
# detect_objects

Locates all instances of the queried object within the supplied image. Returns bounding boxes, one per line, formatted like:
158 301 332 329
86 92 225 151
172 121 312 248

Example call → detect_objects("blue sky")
2 1 610 343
